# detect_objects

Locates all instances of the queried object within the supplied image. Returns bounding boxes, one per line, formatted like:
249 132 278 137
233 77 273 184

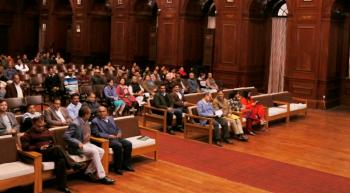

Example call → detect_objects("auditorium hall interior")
0 0 349 193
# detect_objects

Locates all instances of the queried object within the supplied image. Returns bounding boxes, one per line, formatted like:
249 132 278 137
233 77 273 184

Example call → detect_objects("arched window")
277 3 288 17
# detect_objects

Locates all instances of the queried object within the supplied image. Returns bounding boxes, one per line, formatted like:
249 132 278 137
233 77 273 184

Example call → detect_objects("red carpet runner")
154 133 350 193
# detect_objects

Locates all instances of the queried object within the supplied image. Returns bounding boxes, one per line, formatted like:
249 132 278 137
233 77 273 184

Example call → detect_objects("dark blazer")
63 117 87 155
169 92 185 108
91 116 120 139
0 112 20 134
5 83 25 98
44 106 72 127
153 92 173 109
44 74 62 92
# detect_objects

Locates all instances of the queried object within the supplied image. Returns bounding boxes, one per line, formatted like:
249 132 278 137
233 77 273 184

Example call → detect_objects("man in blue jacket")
197 92 232 147
91 106 134 175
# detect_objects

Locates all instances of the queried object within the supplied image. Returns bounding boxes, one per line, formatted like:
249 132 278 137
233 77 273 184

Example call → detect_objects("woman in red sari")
116 78 139 111
240 91 267 135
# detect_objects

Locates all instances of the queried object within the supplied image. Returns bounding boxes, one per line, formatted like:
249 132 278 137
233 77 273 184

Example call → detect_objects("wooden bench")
271 91 307 118
0 135 42 193
252 94 290 128
184 106 214 144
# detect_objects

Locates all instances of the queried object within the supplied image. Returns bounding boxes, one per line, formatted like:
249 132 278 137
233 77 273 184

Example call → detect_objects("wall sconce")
42 0 46 6
77 0 82 5
42 23 46 32
76 24 81 33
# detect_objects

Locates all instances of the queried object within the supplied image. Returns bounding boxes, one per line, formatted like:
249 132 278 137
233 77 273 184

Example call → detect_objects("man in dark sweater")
91 106 134 175
21 116 80 193
153 84 183 135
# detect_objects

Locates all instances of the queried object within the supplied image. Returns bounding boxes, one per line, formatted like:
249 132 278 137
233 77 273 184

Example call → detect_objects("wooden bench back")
270 91 292 103
0 135 18 164
252 94 274 108
184 93 206 104
114 116 141 138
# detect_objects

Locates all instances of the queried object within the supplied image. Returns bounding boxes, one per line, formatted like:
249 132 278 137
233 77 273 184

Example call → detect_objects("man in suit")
5 74 25 98
197 92 232 147
0 99 19 135
44 98 73 127
169 84 190 112
91 106 134 175
153 84 183 135
44 67 63 101
63 106 115 185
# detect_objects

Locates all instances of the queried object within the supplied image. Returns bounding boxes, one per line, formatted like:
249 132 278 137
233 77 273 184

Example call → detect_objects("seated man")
153 84 183 135
169 84 190 112
0 99 19 135
67 93 82 120
63 106 115 185
5 74 25 98
91 106 134 175
187 72 200 93
82 92 100 120
44 98 73 127
21 116 81 193
197 92 232 146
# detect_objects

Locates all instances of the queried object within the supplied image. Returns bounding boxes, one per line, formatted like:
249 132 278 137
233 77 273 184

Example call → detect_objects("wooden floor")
6 108 350 193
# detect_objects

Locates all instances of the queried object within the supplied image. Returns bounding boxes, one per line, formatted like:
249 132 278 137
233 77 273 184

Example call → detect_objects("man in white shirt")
67 93 82 119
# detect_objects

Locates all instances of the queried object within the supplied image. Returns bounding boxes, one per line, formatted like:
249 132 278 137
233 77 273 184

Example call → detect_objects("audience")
197 92 232 146
15 59 29 74
116 78 138 112
91 106 134 175
63 106 115 185
128 76 146 106
104 79 125 116
153 84 183 135
64 68 79 95
21 116 80 193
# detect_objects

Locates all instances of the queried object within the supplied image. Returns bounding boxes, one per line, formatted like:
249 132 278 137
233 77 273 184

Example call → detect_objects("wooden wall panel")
182 18 203 65
89 17 111 55
295 26 316 72
157 22 175 64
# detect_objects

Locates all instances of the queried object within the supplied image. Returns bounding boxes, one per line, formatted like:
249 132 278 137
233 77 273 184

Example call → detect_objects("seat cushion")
109 136 156 154
0 161 34 180
42 162 55 171
268 107 287 117
280 103 307 111
68 154 91 163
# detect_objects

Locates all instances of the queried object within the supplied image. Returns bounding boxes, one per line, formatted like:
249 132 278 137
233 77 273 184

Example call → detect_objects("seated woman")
240 90 267 135
104 79 125 116
116 78 139 112
213 90 248 142
198 73 216 93
21 104 42 132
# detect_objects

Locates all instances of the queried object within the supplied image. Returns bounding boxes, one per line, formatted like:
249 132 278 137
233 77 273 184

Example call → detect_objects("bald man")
91 106 134 175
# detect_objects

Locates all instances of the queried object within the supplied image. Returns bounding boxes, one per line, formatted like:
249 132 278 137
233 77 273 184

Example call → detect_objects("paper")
215 110 223 117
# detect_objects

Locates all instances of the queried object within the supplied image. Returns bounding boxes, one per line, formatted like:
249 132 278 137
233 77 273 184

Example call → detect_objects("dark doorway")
0 26 9 54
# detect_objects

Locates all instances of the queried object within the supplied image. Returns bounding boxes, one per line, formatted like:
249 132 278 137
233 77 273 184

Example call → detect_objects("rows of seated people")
0 98 140 193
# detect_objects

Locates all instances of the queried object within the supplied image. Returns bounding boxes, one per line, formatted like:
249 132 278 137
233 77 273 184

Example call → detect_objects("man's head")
32 116 46 133
70 93 80 105
0 100 8 113
97 106 108 119
87 92 97 103
48 67 55 75
79 106 91 121
159 84 166 94
131 76 138 83
52 99 61 110
216 90 224 100
203 92 212 102
173 84 180 93
27 104 36 114
13 74 20 84
189 73 195 79
67 68 73 76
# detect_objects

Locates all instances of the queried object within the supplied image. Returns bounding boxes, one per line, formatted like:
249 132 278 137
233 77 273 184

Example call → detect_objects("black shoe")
167 129 175 135
115 169 123 175
58 187 71 193
238 135 249 142
223 139 233 144
176 125 184 132
122 166 135 172
213 141 223 147
98 176 115 185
